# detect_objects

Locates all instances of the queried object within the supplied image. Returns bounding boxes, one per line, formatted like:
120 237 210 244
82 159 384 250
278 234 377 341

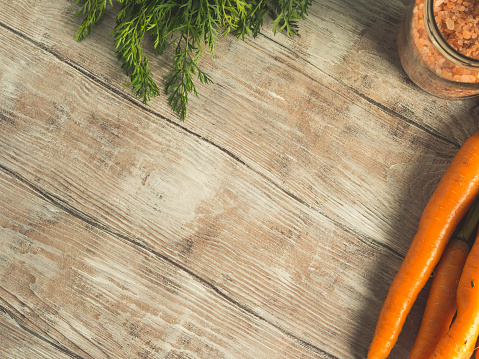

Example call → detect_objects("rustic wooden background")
1 0 479 358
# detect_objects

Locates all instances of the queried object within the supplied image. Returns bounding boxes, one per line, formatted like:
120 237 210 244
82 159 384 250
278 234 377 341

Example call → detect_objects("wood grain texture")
1 0 479 358
0 0 464 253
0 170 323 359
0 24 378 357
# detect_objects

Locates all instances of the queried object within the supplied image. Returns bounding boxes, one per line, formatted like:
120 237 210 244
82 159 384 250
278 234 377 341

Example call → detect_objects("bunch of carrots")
368 130 479 359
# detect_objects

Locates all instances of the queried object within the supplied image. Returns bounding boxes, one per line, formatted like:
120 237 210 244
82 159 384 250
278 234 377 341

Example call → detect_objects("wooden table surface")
2 0 479 358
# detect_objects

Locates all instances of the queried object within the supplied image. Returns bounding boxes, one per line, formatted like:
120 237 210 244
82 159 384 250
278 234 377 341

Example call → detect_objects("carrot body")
429 232 479 359
409 239 470 359
368 131 479 359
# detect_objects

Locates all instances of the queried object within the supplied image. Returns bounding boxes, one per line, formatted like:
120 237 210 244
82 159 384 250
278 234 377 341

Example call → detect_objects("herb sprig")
74 0 312 120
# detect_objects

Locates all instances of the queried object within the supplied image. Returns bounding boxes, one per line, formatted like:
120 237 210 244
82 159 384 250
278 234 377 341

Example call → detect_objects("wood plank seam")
253 33 459 149
0 163 339 359
331 76 461 148
0 18 407 264
0 294 88 359
0 13 415 270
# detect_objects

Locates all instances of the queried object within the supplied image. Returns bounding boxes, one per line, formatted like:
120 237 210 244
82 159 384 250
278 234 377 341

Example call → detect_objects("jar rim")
425 0 479 68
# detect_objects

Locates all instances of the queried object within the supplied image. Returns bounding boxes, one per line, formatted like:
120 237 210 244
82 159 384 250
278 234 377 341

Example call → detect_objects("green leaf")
74 0 312 120
75 0 113 41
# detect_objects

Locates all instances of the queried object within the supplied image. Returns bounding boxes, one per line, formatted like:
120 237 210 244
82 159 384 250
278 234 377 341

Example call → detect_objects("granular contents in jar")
410 0 479 83
434 0 479 59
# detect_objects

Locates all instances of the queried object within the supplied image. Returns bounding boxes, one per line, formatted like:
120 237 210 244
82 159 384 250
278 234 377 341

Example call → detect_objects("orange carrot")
409 239 469 359
410 197 479 359
368 131 479 359
428 230 479 359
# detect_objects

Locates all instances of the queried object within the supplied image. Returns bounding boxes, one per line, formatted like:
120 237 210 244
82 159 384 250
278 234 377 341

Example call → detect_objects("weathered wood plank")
0 169 328 359
1 1 475 358
293 0 479 139
5 0 478 137
0 307 80 359
3 0 478 139
0 0 467 254
0 21 437 359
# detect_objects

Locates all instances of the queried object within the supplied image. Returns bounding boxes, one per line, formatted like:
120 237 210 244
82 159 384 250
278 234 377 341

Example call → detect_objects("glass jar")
397 0 479 98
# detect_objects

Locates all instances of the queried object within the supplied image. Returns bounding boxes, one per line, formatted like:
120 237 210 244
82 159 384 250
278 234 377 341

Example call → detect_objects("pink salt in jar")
397 0 479 98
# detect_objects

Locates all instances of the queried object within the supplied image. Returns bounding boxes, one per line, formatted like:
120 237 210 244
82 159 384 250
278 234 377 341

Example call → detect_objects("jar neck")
424 0 479 69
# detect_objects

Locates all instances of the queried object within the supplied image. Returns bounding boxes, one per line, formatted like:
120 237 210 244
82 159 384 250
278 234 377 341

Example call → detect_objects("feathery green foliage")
74 0 312 120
